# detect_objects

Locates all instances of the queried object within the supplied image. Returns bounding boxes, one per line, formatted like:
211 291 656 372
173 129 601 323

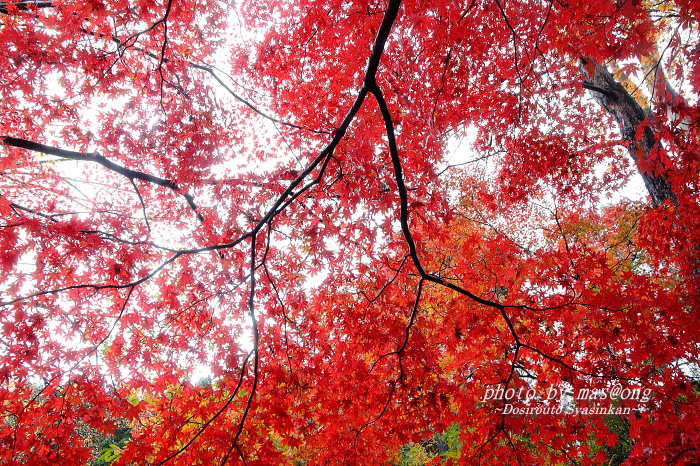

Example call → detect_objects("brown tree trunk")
580 58 677 207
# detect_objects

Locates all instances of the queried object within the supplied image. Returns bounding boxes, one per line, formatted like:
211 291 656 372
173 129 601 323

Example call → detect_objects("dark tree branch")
371 85 511 315
582 81 617 99
190 64 330 135
8 202 59 222
129 178 151 232
0 253 180 306
222 234 260 465
363 0 402 88
368 27 635 420
1 136 204 220
359 255 409 303
431 49 452 122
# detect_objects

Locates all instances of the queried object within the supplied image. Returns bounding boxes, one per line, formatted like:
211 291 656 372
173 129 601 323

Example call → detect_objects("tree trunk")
580 58 677 207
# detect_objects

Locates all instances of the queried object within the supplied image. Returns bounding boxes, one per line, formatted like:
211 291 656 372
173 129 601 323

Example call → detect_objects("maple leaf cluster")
1 0 700 464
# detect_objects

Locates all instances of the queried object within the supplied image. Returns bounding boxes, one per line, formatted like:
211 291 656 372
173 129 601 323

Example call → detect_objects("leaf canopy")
1 0 700 464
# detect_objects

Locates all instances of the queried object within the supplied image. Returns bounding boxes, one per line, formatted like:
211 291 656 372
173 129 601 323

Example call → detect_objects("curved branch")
1 253 180 306
370 86 510 314
1 136 203 220
190 64 330 135
221 234 260 465
129 178 151 232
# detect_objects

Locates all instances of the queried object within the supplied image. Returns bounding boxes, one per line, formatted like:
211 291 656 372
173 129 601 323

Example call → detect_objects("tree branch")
1 136 203 220
363 0 403 88
190 64 330 135
221 234 259 465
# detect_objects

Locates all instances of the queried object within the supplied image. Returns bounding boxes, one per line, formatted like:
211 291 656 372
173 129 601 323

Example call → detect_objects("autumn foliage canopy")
1 0 700 463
